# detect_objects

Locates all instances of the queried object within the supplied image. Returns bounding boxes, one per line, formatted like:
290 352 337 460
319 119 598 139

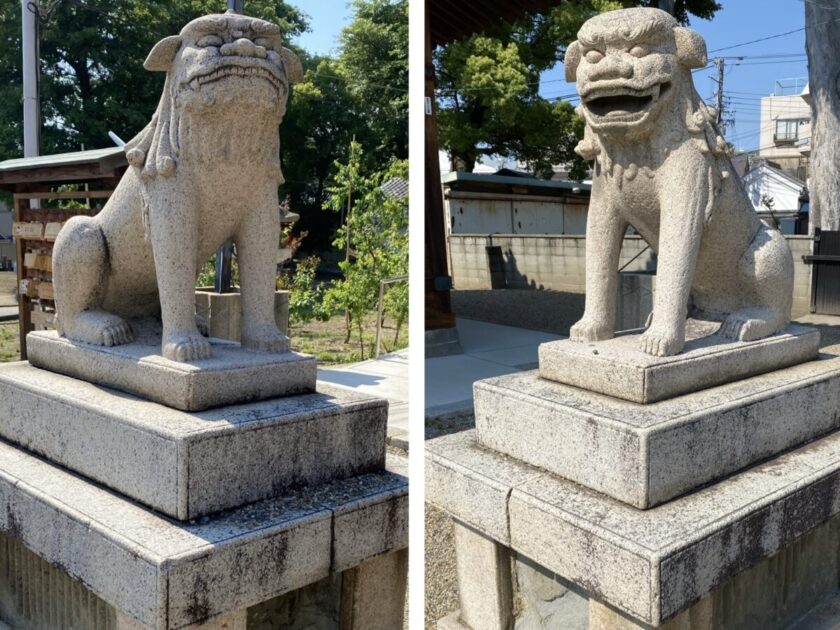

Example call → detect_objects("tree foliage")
434 0 721 178
0 0 407 250
0 0 308 156
323 140 408 358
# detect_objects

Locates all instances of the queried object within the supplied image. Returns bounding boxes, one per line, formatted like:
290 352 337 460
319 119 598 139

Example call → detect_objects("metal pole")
374 280 385 358
227 0 244 13
214 241 234 293
22 0 40 159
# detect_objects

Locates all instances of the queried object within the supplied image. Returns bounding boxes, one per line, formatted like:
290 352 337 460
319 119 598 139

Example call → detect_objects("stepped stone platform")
538 321 820 403
427 429 840 627
0 438 407 629
0 362 387 520
26 329 316 412
475 350 840 508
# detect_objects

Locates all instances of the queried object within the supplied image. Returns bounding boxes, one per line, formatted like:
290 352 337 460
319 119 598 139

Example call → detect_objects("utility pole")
227 0 244 12
713 57 725 128
21 0 40 158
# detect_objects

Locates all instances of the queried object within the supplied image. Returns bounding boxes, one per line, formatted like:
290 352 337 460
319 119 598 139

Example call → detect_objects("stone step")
475 353 840 508
0 362 387 520
0 438 406 630
426 428 840 627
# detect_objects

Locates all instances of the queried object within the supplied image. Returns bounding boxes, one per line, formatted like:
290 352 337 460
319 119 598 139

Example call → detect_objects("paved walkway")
425 318 563 416
318 349 409 448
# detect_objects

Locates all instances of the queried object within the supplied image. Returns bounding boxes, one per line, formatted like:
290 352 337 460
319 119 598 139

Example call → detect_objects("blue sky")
288 1 354 56
539 1 811 152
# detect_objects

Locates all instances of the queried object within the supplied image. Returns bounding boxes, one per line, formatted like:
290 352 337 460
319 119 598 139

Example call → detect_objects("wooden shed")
0 146 127 358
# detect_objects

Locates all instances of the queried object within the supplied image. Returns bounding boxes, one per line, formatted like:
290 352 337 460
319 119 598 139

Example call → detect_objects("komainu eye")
629 45 648 58
254 37 272 49
584 49 604 63
196 34 223 47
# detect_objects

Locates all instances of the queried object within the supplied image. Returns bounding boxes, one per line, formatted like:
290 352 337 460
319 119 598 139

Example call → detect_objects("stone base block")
0 362 387 520
475 353 840 508
26 329 316 411
0 439 407 630
539 321 820 403
194 289 290 342
426 428 840 626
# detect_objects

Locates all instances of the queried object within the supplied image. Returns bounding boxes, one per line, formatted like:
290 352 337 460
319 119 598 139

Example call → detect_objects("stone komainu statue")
565 8 793 357
52 13 302 362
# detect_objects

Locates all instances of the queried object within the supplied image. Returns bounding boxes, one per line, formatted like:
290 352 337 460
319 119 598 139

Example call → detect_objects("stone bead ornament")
566 8 794 357
51 12 303 362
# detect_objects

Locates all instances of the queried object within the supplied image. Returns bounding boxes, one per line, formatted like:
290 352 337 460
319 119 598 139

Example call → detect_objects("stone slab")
475 353 840 508
425 429 840 626
539 321 820 403
0 438 407 630
26 330 317 411
0 362 387 520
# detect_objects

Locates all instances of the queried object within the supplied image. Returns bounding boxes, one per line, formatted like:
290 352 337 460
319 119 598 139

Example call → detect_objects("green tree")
0 0 308 158
435 0 720 178
336 0 408 161
323 141 407 358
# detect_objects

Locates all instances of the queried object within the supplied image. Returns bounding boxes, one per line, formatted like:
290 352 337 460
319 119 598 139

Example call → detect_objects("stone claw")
241 324 291 354
569 317 613 344
163 332 212 362
639 326 684 357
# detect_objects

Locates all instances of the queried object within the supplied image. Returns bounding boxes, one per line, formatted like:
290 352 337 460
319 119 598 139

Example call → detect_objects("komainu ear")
280 47 303 84
674 27 707 69
564 41 581 82
144 35 182 72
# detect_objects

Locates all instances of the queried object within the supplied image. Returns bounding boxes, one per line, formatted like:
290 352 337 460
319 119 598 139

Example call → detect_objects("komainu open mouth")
583 82 671 119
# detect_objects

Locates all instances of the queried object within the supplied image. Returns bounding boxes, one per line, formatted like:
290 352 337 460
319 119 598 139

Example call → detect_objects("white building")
740 161 807 234
757 80 811 180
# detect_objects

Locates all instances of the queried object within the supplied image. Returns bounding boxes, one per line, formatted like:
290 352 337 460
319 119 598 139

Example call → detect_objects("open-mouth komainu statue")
52 12 302 362
566 8 793 357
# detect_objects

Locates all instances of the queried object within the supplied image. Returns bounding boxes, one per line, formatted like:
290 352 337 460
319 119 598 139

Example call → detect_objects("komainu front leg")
236 203 290 354
639 160 708 357
570 199 627 343
148 187 211 362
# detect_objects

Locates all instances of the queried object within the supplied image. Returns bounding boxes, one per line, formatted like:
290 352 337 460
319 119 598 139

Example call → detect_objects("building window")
774 119 801 143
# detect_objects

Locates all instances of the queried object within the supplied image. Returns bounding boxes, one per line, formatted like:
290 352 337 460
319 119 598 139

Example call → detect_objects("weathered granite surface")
426 428 840 626
52 13 302 362
566 8 793 356
0 362 386 520
27 329 316 411
540 320 820 403
475 353 840 508
0 439 406 630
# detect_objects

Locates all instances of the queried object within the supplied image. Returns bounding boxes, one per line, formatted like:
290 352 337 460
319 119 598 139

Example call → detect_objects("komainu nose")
590 55 634 80
220 37 267 59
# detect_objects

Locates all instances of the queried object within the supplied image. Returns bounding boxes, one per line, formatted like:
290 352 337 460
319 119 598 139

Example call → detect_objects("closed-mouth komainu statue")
565 8 793 357
52 12 302 362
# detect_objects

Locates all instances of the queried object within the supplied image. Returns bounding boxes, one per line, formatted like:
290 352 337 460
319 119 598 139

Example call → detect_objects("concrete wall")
444 194 589 236
449 233 813 318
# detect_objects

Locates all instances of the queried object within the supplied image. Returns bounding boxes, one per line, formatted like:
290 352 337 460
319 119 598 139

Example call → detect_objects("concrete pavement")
425 318 563 417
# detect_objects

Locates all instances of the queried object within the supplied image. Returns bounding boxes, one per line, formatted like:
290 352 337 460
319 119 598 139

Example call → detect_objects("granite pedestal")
429 322 840 628
26 330 316 412
427 429 840 628
1 349 406 628
476 351 840 508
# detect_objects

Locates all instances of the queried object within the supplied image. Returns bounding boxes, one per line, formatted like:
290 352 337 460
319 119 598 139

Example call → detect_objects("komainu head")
125 12 302 179
565 8 706 138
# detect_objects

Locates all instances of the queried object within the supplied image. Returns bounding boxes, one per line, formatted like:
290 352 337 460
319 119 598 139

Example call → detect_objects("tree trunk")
805 0 840 230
